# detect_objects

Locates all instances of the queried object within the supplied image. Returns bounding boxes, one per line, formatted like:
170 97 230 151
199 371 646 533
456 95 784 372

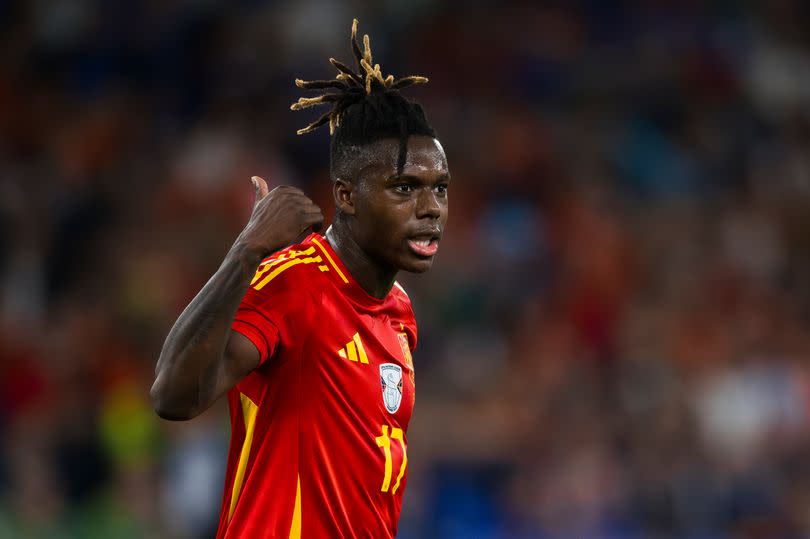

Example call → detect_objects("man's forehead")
349 136 447 176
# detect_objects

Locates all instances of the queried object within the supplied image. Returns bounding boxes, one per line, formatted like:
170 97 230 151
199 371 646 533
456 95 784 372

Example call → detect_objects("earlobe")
333 179 356 215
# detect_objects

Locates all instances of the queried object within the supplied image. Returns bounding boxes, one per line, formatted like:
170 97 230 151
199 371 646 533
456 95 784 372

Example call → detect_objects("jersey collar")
308 232 397 308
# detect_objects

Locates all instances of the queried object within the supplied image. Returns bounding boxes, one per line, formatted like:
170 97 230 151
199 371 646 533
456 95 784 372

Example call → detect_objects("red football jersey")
215 233 417 538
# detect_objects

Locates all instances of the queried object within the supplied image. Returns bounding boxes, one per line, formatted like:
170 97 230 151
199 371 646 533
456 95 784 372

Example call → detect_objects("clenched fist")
237 176 324 258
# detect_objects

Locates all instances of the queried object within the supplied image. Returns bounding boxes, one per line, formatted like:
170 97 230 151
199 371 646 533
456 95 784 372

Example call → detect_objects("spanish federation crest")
397 333 413 369
380 363 403 414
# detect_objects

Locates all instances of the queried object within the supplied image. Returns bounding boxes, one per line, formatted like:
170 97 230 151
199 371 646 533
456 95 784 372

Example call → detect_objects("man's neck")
325 223 397 300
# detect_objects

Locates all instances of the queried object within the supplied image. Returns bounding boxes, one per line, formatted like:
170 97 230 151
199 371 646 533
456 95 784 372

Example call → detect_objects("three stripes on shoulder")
251 247 328 290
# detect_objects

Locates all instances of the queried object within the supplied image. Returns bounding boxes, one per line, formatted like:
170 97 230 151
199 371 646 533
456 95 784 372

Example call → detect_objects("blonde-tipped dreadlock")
291 19 429 136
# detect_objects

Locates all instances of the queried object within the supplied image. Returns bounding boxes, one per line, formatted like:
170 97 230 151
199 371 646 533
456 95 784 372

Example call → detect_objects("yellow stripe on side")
228 393 259 521
253 255 322 290
353 333 369 364
288 474 302 539
311 237 349 284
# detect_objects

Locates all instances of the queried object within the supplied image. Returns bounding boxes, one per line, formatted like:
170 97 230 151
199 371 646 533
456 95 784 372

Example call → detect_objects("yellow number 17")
375 425 407 494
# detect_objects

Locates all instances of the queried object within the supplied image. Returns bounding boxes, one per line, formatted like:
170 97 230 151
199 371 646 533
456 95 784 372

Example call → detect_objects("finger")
300 206 324 218
285 196 315 208
293 202 322 214
298 212 324 225
251 176 259 200
305 212 325 233
292 211 325 240
273 185 304 196
286 202 322 216
292 197 320 209
252 176 270 201
293 226 314 244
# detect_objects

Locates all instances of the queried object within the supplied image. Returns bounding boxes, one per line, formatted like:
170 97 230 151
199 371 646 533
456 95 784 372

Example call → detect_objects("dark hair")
291 19 436 176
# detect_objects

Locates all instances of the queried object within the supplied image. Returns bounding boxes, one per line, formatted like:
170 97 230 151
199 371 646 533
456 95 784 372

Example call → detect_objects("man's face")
340 135 450 273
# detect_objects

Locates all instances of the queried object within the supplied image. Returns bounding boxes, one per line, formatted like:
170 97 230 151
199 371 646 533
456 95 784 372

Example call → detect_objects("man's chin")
400 256 435 273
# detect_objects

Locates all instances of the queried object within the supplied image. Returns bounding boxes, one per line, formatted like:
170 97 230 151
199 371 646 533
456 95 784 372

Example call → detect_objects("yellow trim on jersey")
390 428 407 494
311 237 349 284
228 393 259 521
375 425 393 492
288 474 302 539
352 333 369 364
251 247 316 286
346 340 358 362
397 333 413 367
253 255 323 290
337 334 370 363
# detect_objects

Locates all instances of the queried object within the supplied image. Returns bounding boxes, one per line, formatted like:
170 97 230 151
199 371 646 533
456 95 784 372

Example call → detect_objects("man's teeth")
414 239 430 247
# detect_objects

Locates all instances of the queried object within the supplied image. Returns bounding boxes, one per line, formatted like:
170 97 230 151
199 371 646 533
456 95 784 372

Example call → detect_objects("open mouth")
407 237 440 257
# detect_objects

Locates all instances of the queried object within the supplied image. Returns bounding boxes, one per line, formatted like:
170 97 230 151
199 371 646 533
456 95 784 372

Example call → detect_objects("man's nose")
415 188 441 219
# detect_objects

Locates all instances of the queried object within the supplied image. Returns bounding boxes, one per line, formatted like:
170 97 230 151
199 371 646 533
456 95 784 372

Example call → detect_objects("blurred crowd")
2 0 810 537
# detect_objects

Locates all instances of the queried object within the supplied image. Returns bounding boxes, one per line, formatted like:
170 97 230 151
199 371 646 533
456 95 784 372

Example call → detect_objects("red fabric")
216 233 417 539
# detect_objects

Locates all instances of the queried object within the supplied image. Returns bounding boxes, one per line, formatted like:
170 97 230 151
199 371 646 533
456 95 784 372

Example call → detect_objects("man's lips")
407 237 440 257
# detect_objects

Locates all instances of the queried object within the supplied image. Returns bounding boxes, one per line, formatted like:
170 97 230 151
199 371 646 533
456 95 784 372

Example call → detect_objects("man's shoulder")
249 235 334 295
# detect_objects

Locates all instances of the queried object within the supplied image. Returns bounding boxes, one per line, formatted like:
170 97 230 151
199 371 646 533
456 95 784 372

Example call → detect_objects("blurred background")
2 0 810 537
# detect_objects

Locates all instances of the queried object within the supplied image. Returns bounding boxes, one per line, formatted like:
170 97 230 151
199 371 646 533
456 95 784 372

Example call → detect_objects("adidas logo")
337 333 369 364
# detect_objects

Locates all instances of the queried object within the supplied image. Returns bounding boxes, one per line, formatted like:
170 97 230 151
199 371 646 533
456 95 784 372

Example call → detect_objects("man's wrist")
230 240 268 270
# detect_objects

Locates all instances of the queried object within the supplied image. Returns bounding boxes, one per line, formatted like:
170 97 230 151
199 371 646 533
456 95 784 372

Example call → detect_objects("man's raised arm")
150 177 323 420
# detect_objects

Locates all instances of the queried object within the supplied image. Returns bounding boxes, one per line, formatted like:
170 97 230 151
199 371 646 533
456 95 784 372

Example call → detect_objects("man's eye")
435 184 448 194
395 184 413 193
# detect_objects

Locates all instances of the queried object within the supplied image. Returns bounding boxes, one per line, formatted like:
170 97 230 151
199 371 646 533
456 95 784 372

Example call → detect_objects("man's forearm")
151 243 262 420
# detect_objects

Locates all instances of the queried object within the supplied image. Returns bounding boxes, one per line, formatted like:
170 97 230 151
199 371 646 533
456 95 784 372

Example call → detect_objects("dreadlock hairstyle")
291 19 436 177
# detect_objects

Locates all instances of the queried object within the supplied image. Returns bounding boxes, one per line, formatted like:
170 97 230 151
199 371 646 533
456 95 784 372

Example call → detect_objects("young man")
150 20 450 538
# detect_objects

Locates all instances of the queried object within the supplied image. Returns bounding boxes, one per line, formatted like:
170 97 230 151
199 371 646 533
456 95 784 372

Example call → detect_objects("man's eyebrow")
386 173 451 182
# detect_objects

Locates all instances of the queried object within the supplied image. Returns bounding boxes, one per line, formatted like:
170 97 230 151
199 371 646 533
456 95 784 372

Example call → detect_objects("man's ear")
333 178 356 215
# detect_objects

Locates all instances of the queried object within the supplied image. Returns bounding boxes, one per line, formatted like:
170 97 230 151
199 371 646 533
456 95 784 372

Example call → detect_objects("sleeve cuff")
231 319 273 364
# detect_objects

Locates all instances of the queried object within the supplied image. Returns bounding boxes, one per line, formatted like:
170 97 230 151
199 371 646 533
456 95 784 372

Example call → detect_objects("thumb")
251 176 270 202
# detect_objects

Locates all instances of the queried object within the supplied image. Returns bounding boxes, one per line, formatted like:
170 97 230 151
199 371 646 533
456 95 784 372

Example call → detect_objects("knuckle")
270 185 296 197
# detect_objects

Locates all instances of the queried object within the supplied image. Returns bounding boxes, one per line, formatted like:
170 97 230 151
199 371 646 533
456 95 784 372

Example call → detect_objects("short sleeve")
231 284 282 365
231 266 302 365
230 243 324 365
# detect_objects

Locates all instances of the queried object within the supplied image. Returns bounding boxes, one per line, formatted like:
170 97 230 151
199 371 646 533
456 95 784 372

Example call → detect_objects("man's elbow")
150 378 198 421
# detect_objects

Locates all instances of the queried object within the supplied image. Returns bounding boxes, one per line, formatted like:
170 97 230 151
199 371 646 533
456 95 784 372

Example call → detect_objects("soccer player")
150 20 449 538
